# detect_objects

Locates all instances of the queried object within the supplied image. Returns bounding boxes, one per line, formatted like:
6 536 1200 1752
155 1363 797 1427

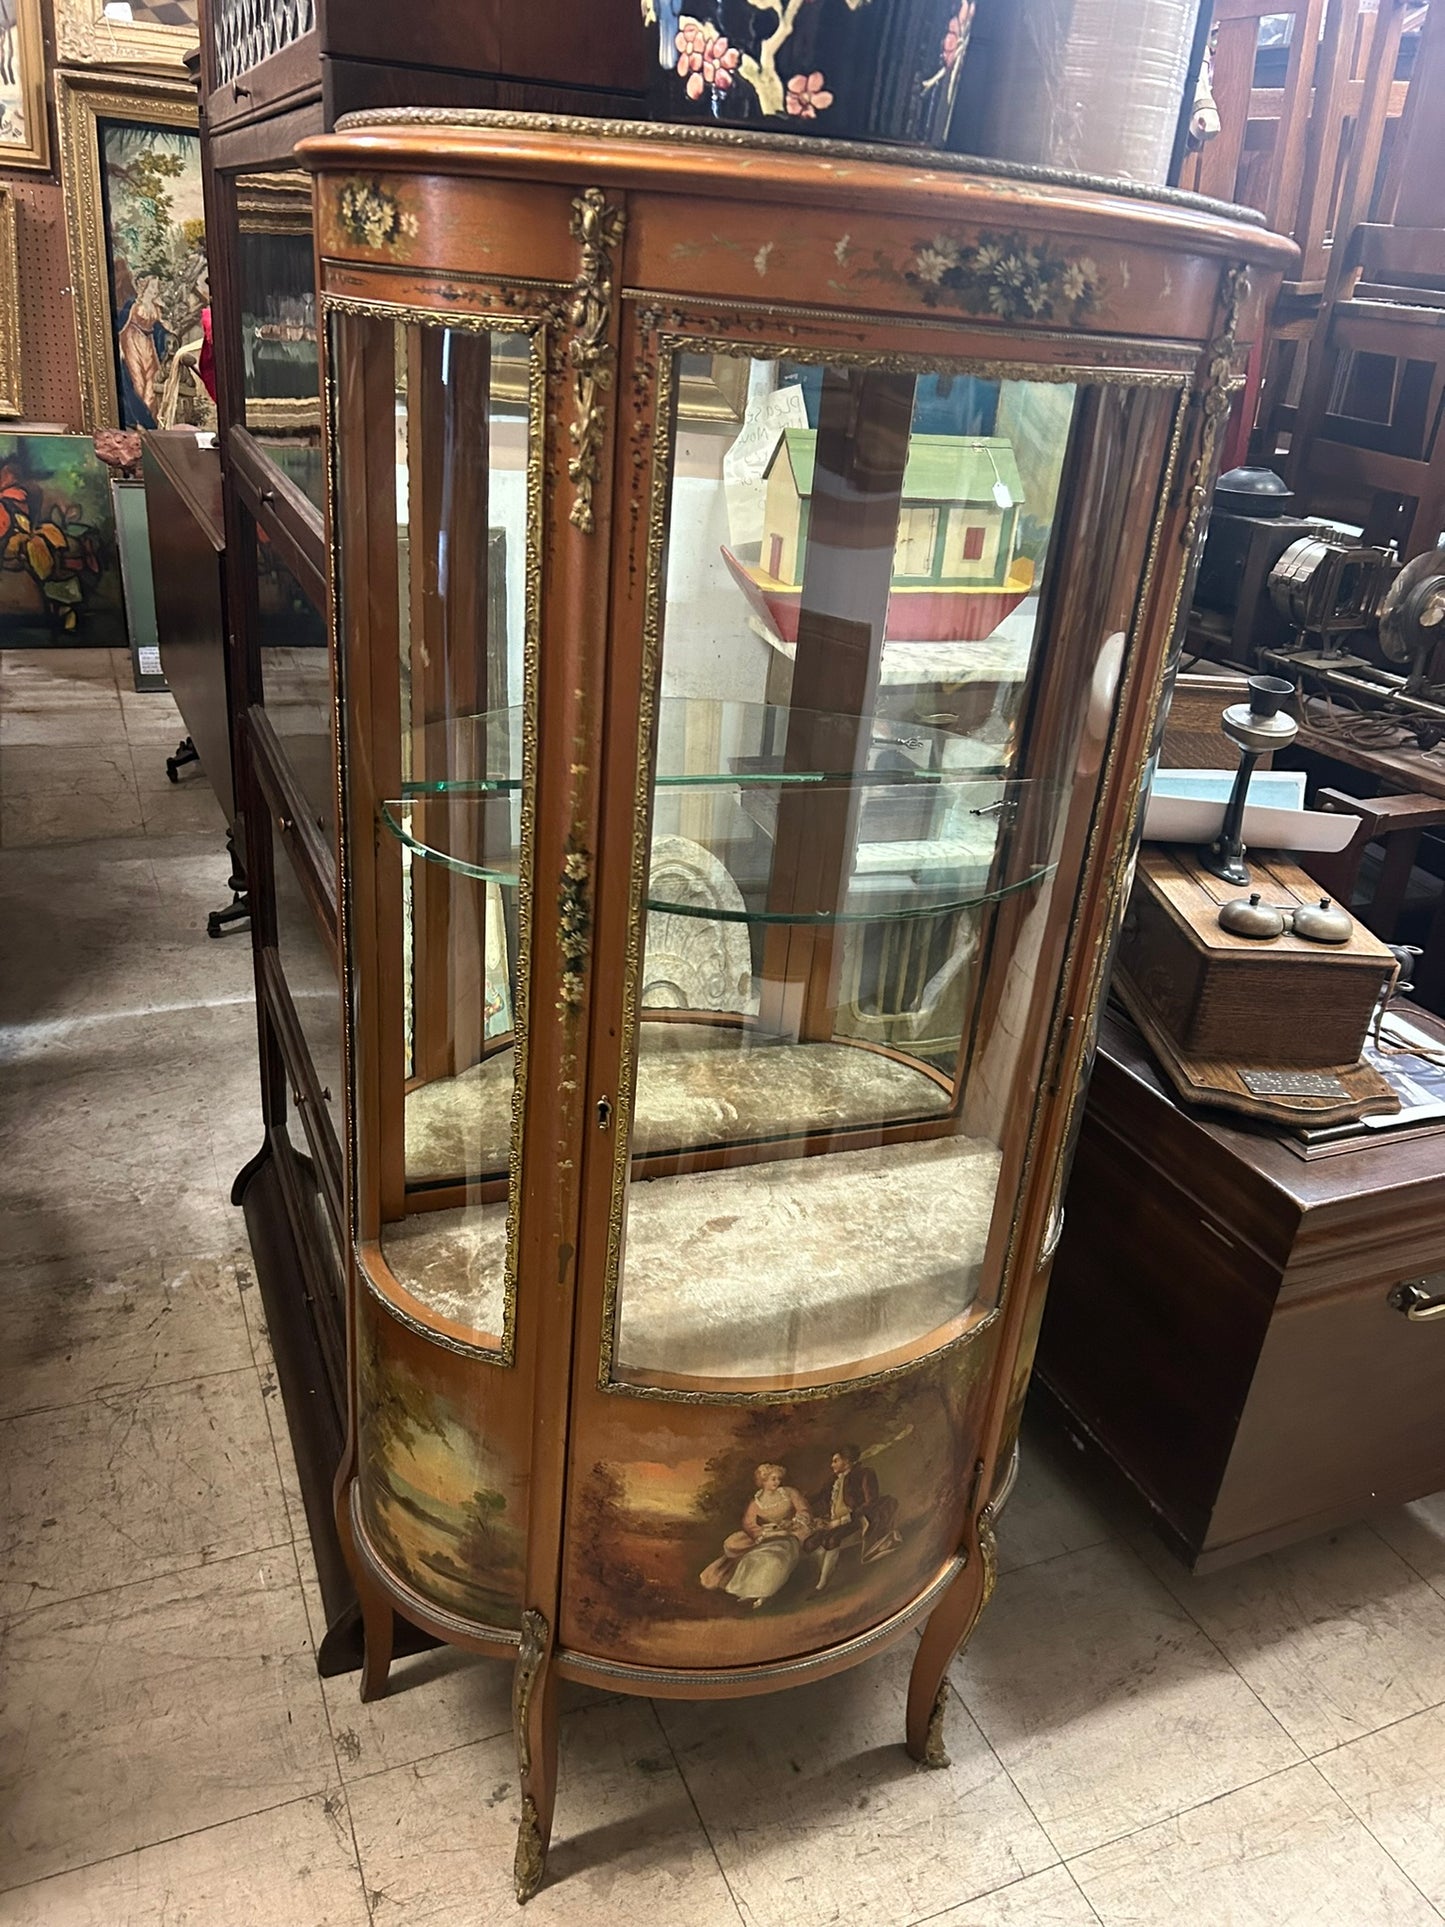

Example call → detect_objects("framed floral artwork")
56 71 209 432
0 433 126 643
0 0 50 170
54 0 199 73
0 188 21 418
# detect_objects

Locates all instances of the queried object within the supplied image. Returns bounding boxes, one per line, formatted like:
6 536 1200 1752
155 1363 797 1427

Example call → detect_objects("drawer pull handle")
1389 1281 1445 1323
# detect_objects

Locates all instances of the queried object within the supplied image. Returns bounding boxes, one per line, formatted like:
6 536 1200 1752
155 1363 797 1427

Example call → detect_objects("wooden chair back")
1182 0 1325 232
1376 0 1445 231
1293 0 1409 289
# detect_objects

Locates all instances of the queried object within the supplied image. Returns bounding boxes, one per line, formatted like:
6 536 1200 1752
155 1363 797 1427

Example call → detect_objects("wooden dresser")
1040 1006 1445 1571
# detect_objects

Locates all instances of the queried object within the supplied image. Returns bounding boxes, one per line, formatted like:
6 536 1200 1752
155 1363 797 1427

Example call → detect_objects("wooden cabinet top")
302 113 1297 353
1091 1006 1445 1295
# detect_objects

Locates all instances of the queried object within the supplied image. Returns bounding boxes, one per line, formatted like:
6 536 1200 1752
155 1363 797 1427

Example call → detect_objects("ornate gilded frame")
55 69 200 432
489 342 746 423
596 323 1195 1404
0 0 49 171
54 0 199 72
0 189 22 418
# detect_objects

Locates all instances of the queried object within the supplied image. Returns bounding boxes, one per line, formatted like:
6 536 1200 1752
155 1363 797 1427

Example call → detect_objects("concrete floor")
4 646 1445 1925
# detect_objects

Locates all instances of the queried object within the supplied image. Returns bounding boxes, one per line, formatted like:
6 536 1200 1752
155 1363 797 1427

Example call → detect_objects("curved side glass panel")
331 309 538 1355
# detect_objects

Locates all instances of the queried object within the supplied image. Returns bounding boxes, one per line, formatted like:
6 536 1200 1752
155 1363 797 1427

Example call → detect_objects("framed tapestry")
0 189 21 418
56 71 209 432
0 0 49 170
54 0 199 72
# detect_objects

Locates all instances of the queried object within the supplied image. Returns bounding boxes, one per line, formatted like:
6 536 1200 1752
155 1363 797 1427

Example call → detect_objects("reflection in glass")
236 170 319 439
270 812 343 1164
256 549 332 842
607 355 1078 1386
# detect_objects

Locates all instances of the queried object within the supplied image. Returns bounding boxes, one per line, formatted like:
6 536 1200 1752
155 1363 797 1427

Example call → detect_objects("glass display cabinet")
304 111 1292 1898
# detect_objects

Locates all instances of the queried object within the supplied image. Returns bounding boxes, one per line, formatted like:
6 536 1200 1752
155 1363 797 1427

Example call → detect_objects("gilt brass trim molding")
1182 266 1250 551
562 1554 964 1688
566 188 626 535
513 1607 550 1901
921 1504 998 1768
349 1482 523 1649
625 293 1201 372
333 106 1270 230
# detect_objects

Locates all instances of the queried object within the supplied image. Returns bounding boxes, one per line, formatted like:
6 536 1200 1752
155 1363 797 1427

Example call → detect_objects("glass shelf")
395 699 1011 799
382 696 1057 925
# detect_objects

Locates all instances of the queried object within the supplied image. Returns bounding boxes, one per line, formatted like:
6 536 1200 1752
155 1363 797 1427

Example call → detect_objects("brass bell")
1290 896 1353 944
1218 892 1287 939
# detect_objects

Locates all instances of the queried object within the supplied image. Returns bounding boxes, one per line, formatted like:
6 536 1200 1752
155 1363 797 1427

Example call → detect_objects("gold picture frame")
54 0 199 73
0 0 50 171
56 70 202 431
486 339 748 423
0 188 21 418
678 351 750 422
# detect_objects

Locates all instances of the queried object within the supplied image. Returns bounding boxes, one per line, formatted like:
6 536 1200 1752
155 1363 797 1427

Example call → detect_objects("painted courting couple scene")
700 1440 905 1609
569 1361 980 1658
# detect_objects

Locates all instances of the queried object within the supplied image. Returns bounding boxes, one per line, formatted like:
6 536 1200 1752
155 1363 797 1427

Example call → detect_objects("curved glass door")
601 350 1171 1390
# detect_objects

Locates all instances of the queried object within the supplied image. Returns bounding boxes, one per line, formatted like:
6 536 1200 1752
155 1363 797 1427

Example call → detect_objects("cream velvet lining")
404 1022 953 1185
380 1131 1000 1377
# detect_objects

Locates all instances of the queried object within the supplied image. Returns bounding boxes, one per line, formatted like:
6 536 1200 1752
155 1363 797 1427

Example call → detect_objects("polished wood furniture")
1042 1004 1445 1571
193 0 649 1677
1113 842 1398 1122
142 433 232 824
303 110 1291 1897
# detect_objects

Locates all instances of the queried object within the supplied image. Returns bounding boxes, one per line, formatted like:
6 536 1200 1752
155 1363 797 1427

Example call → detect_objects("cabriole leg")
513 1608 558 1904
336 1474 396 1702
905 1502 999 1767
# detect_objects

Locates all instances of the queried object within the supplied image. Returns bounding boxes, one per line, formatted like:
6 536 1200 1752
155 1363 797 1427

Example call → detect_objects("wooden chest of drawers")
1039 1007 1445 1571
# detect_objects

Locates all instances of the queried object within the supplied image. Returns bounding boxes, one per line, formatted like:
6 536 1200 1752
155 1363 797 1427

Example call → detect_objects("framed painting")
0 188 21 418
488 340 747 424
0 0 49 170
56 71 209 432
54 0 199 72
0 433 126 645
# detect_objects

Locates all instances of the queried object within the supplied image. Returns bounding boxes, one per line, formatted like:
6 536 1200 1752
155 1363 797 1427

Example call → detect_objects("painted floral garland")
904 232 1103 323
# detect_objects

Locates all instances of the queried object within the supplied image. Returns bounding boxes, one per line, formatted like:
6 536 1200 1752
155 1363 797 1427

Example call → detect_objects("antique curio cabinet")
302 111 1292 1898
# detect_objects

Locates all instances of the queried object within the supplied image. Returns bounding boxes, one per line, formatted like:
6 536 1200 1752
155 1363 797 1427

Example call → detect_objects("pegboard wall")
10 176 82 429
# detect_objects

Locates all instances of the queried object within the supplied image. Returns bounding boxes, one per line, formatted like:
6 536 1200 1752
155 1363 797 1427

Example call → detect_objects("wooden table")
1039 1005 1445 1571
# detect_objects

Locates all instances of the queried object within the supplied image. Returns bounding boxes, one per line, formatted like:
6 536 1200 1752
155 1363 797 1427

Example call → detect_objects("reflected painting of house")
724 429 1034 644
